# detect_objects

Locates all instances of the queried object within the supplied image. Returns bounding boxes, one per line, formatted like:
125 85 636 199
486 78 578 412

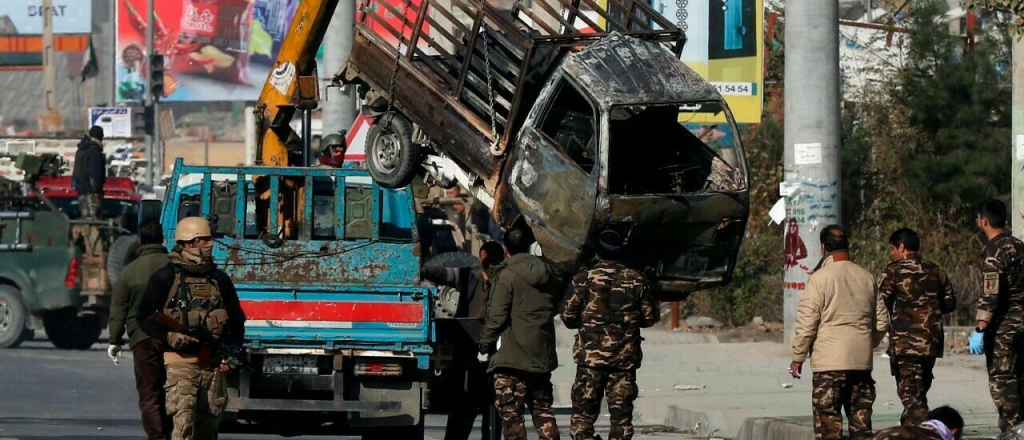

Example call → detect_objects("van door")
506 78 599 268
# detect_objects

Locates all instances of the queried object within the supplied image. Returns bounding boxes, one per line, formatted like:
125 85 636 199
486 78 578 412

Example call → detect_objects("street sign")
89 107 133 139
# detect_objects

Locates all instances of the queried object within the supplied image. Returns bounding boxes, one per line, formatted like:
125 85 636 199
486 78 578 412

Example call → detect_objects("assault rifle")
151 311 245 370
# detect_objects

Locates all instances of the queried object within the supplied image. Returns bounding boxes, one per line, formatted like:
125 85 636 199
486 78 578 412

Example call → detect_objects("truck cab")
160 160 435 438
334 0 749 299
497 34 749 297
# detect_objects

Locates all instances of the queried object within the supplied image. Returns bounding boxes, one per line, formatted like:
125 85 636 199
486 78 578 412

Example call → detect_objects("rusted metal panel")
344 31 503 181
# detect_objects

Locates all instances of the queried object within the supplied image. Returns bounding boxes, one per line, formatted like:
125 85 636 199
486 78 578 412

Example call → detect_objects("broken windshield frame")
605 100 748 196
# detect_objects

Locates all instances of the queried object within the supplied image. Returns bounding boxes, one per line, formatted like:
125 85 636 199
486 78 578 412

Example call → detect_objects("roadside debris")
674 384 708 391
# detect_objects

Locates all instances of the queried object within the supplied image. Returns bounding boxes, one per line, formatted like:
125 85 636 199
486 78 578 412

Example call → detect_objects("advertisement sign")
0 2 92 34
89 107 133 139
114 0 425 102
0 1 92 67
116 0 265 101
651 0 764 124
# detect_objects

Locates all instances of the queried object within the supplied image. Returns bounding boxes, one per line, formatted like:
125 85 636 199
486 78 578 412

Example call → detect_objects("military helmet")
596 228 624 253
175 217 212 242
322 130 347 150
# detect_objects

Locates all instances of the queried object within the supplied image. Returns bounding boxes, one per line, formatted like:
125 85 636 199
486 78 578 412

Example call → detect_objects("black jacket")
137 264 246 351
73 136 105 195
421 266 489 319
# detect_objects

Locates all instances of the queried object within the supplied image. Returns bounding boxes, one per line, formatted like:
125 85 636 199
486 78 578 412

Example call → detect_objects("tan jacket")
792 254 883 372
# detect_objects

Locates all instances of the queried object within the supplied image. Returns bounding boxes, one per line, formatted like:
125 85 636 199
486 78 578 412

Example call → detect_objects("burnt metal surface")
603 192 750 295
562 32 722 109
343 0 686 171
506 126 597 270
344 31 503 183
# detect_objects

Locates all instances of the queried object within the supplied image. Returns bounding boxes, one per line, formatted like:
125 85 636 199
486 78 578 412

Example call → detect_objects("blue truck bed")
160 160 436 436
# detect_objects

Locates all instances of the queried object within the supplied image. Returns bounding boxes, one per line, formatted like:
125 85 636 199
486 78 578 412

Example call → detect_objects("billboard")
651 0 764 124
0 1 92 67
115 0 323 102
116 0 265 101
89 107 133 139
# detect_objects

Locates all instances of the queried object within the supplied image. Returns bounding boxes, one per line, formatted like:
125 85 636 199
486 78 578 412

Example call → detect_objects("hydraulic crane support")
254 0 341 167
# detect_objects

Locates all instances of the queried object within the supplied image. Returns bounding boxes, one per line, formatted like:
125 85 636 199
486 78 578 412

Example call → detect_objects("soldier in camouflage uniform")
970 200 1024 432
875 228 957 426
562 229 659 440
872 406 964 440
138 218 246 440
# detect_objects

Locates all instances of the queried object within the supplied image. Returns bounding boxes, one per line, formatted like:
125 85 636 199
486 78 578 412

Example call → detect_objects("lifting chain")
382 0 416 129
482 29 500 151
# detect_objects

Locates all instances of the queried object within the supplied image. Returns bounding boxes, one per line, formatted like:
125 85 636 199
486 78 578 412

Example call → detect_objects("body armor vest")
163 270 229 350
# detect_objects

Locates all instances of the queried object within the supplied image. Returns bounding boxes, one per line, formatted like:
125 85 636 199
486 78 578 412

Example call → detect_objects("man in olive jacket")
478 226 561 440
107 221 170 440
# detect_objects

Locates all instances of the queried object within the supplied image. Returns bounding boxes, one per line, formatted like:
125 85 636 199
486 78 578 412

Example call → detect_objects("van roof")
563 32 722 108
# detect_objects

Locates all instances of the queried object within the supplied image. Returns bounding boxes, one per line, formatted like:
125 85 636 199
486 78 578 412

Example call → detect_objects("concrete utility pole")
322 0 358 139
42 0 56 111
782 0 843 344
144 0 155 188
1013 36 1024 239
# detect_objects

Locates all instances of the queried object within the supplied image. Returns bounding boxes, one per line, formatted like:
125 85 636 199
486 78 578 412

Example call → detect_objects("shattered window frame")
678 101 749 186
533 77 601 177
604 100 749 195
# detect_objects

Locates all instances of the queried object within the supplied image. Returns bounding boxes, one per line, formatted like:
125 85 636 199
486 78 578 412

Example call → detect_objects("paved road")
0 336 696 440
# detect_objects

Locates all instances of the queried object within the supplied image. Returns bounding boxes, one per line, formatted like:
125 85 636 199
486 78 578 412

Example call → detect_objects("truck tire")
0 286 31 348
43 308 102 350
366 113 420 189
107 235 140 287
361 421 424 440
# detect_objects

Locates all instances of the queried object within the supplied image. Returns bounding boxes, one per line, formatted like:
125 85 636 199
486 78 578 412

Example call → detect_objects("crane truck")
253 0 751 300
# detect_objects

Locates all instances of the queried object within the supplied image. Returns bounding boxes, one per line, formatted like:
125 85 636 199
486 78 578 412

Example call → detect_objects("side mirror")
140 199 163 225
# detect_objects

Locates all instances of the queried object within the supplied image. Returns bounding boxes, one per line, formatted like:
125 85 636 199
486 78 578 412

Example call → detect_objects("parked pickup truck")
159 159 439 438
338 0 750 299
0 154 156 349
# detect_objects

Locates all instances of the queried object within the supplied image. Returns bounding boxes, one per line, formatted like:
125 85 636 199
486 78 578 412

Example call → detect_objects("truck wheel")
107 235 140 286
366 113 420 189
0 286 31 348
43 309 101 350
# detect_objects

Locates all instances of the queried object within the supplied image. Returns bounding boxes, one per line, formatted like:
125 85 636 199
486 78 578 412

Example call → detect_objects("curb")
663 405 729 438
736 417 815 440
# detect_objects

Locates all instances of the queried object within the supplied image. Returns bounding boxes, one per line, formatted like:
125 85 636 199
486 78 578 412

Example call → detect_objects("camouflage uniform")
812 370 876 440
493 371 560 440
165 363 226 440
978 232 1024 432
876 253 957 426
138 251 246 440
562 260 659 440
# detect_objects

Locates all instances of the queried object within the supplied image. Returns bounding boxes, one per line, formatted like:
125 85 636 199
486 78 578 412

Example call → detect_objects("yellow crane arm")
253 0 341 167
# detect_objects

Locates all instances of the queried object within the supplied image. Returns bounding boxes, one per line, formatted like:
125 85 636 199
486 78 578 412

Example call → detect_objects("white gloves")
107 344 122 365
477 352 490 363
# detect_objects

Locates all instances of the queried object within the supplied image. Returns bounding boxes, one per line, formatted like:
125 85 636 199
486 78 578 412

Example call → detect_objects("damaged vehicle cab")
339 0 748 299
499 34 749 299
